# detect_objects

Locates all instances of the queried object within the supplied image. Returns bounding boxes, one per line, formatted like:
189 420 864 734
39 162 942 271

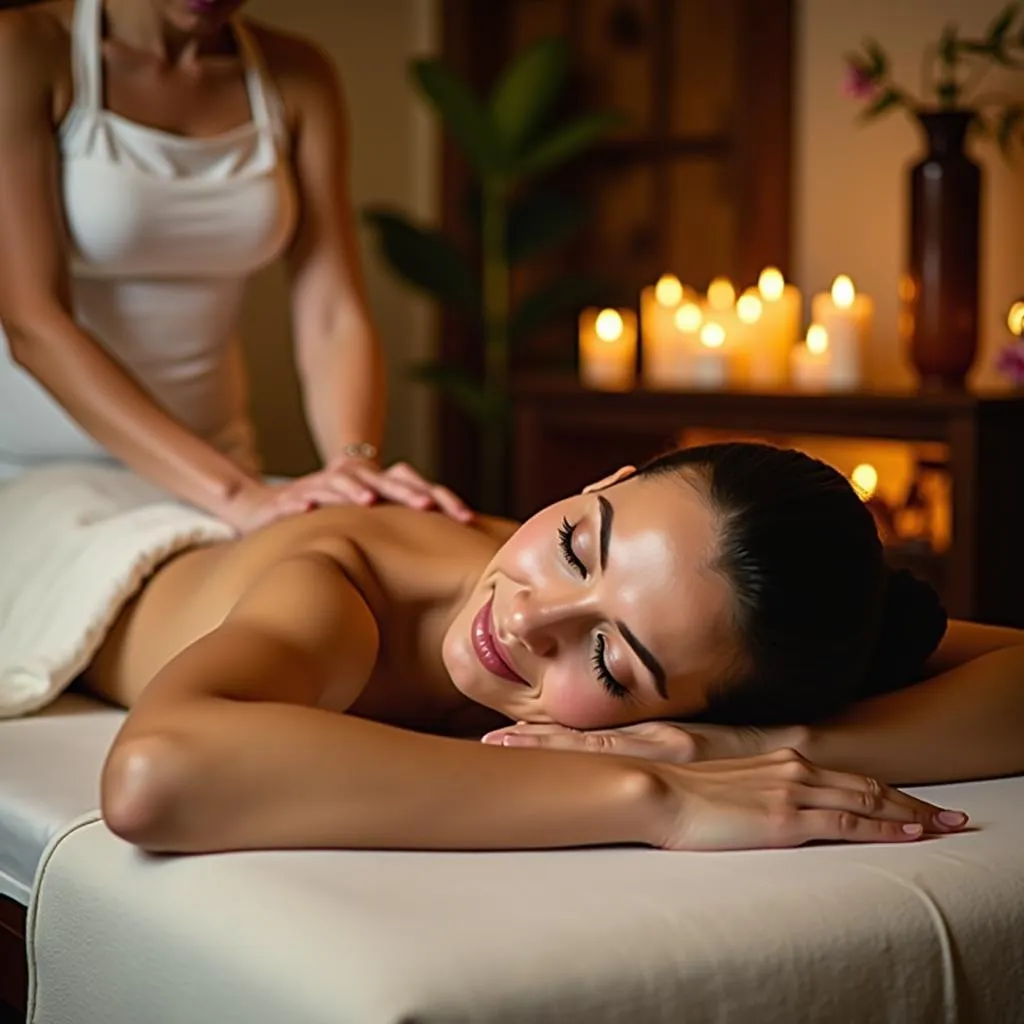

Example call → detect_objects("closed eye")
558 517 588 578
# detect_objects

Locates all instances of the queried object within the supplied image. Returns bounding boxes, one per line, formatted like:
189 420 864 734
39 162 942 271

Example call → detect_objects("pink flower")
996 341 1024 385
843 62 878 101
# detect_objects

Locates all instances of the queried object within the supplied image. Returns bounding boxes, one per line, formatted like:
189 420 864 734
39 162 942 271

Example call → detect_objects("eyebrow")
597 495 669 701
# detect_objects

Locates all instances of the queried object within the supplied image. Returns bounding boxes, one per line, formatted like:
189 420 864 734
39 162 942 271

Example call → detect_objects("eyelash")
558 518 629 701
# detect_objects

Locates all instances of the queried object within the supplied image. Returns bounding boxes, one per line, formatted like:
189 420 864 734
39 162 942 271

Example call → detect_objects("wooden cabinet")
512 377 1024 628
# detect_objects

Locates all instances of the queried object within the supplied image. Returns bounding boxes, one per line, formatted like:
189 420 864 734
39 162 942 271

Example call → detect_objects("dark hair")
635 442 946 725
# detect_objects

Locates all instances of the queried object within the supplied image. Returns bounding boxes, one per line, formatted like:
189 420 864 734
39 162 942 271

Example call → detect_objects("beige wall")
240 0 439 476
795 0 1024 389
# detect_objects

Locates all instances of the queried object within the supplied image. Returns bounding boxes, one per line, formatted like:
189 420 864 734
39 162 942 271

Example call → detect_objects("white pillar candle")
756 267 802 387
644 299 703 389
641 275 695 388
790 324 833 391
810 275 873 389
579 307 637 391
690 321 732 390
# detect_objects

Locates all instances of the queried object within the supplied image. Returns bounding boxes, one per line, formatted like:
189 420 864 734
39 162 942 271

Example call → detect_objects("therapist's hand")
482 720 807 765
321 456 474 523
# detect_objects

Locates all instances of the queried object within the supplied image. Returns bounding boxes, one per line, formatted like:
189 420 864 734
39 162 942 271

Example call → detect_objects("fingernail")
501 735 533 747
481 733 501 744
903 823 924 836
936 810 968 828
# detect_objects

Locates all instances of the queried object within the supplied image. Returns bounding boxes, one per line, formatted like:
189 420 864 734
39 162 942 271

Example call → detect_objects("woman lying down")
85 442 1024 854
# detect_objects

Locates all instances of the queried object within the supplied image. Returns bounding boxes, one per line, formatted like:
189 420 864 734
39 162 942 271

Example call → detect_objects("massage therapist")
0 0 470 529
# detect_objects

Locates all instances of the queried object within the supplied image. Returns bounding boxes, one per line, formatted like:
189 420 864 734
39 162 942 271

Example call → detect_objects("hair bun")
861 567 948 699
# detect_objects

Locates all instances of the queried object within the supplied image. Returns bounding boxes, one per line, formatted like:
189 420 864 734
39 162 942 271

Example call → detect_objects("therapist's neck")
103 0 232 64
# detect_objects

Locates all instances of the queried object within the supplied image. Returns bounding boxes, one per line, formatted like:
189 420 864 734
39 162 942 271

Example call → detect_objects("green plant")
844 2 1024 152
363 39 619 512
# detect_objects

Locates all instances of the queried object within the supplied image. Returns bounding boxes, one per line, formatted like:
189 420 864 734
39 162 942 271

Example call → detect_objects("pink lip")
471 596 528 685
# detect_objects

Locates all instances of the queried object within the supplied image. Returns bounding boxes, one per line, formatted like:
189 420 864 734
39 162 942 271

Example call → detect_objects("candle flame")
595 309 624 342
831 275 856 309
655 274 684 307
700 322 726 349
736 292 763 324
758 267 785 302
707 277 736 311
1008 300 1024 337
674 303 703 332
851 463 878 501
806 324 829 355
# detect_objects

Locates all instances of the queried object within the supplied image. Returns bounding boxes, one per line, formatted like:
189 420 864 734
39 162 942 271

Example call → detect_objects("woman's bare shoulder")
0 1 73 120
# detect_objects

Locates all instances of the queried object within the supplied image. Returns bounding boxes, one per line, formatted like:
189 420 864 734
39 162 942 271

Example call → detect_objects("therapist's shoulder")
243 19 346 115
0 1 71 85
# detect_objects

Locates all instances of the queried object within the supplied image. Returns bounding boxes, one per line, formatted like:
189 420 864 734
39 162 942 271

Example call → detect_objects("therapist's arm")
274 34 385 461
801 620 1024 785
0 12 264 523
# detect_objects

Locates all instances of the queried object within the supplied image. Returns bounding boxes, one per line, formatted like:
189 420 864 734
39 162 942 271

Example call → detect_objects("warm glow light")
898 274 917 303
700 322 726 349
736 293 763 324
851 463 879 501
1008 300 1024 337
831 275 856 309
758 267 785 302
595 309 624 342
707 277 736 311
655 274 684 307
806 324 829 355
674 303 703 332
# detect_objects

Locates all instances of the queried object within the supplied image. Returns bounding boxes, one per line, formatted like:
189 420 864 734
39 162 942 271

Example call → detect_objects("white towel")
0 464 233 718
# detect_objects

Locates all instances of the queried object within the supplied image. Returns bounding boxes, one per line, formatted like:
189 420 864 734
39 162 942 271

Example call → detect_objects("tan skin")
76 468 1024 856
0 0 471 529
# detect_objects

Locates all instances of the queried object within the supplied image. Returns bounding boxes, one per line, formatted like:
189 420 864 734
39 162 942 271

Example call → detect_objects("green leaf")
489 38 568 158
938 22 959 65
411 59 504 176
986 3 1020 45
997 105 1024 154
410 362 490 421
510 275 604 342
513 112 621 179
859 87 904 120
864 38 888 78
507 192 588 263
362 208 479 313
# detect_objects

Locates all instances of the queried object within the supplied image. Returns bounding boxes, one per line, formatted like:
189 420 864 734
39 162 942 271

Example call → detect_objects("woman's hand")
647 748 968 851
482 720 803 765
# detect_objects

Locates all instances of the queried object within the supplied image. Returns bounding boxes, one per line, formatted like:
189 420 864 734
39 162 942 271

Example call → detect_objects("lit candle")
1008 299 1024 336
642 275 689 388
810 275 873 389
790 324 833 391
755 267 802 388
690 321 731 390
579 307 637 391
644 300 704 389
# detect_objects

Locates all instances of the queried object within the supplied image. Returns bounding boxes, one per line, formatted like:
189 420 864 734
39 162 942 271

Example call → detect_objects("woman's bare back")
84 505 513 726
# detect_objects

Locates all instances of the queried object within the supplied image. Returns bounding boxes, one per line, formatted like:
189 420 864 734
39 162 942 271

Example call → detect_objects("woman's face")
441 470 739 729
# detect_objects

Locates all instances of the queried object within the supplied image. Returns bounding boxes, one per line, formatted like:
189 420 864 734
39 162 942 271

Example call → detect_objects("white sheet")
0 694 124 903
0 463 230 718
27 775 1024 1024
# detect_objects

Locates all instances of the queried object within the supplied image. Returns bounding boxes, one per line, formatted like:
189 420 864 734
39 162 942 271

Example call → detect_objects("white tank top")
0 0 298 479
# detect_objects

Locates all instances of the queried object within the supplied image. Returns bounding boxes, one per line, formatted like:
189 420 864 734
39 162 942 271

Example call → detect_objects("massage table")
3 695 1024 1024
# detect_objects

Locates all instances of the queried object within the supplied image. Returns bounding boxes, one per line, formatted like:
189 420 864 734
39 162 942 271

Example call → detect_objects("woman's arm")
800 620 1024 785
0 12 263 524
273 34 385 463
101 547 954 855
